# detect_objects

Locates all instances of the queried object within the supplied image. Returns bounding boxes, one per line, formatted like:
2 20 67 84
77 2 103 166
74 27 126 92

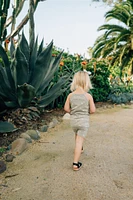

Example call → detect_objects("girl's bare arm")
64 94 71 113
87 94 96 114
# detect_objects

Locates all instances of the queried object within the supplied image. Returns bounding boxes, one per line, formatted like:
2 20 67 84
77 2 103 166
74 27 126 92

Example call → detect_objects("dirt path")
1 105 133 200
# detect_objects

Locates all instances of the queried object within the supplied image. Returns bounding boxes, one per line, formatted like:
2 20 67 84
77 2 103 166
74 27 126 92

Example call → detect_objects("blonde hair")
70 71 92 92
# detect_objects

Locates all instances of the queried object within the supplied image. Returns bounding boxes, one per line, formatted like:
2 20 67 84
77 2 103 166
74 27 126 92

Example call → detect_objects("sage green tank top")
70 93 89 118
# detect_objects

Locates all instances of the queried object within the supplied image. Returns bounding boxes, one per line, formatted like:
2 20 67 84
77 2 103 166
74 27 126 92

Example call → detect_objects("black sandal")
73 162 82 171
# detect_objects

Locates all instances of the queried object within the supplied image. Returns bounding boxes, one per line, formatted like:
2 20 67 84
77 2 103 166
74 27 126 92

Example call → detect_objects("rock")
52 118 59 124
48 121 55 129
26 130 40 140
11 138 28 155
20 133 32 143
48 118 59 129
5 154 15 162
116 104 121 107
40 125 48 132
63 113 70 120
0 160 6 173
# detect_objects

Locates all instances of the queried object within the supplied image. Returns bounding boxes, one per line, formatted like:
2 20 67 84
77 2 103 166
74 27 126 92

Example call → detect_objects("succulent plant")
0 121 17 133
0 32 66 111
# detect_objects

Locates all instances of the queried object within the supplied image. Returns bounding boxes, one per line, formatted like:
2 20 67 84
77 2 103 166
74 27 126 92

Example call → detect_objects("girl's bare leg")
75 133 83 152
73 134 84 164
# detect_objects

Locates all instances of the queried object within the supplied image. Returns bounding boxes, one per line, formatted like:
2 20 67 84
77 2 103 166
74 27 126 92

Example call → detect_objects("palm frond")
98 24 129 34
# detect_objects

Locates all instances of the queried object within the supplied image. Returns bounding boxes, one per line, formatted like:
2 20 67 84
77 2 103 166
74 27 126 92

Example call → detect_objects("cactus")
0 0 46 44
29 0 35 51
0 0 10 44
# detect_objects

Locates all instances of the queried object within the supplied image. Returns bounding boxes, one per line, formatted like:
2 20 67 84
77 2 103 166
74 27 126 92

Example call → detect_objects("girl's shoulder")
84 92 93 101
69 91 82 97
67 92 73 99
68 92 79 100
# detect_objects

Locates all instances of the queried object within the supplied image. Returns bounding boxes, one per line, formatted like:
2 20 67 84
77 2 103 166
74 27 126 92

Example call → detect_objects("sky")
9 0 110 58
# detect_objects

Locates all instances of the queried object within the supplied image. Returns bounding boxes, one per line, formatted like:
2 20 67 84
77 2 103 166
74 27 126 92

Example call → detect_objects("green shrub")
86 59 111 102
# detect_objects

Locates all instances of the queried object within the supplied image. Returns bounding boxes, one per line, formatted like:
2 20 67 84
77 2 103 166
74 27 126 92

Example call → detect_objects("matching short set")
70 93 89 138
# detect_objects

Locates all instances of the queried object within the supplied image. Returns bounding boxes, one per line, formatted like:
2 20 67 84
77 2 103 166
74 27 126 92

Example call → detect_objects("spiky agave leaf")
0 66 17 101
0 45 15 91
14 37 30 86
10 32 30 87
38 76 68 107
0 121 17 133
10 33 30 87
29 40 53 92
28 36 38 79
37 51 63 95
19 32 30 65
37 38 44 56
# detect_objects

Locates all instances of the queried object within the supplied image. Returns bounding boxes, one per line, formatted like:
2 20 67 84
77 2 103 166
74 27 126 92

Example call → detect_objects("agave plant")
0 32 66 111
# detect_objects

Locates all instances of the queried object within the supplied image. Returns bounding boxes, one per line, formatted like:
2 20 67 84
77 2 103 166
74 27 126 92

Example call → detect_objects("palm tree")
92 0 133 74
91 0 124 5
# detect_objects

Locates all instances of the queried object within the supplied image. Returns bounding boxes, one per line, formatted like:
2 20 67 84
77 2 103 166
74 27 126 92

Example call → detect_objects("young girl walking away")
64 71 96 171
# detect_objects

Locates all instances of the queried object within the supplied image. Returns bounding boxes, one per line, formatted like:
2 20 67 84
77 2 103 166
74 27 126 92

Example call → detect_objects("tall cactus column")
29 0 35 52
0 0 10 44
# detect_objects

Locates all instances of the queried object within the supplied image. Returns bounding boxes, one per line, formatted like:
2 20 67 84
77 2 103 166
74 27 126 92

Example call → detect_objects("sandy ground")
0 105 133 200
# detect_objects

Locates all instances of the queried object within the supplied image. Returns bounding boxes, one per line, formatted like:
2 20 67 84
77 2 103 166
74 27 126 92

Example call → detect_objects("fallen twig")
37 141 49 143
12 187 21 192
5 174 19 178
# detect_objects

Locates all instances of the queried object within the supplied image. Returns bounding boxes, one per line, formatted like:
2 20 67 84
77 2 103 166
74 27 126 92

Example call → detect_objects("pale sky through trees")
9 0 110 57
